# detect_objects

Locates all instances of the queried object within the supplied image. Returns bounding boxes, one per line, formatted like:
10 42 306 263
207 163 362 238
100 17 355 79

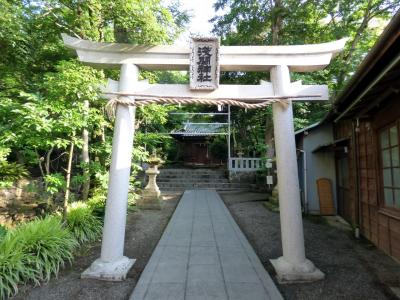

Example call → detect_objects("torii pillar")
81 63 138 280
269 65 324 282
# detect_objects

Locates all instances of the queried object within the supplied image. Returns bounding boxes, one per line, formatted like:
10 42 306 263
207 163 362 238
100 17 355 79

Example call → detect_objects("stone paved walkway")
130 190 282 300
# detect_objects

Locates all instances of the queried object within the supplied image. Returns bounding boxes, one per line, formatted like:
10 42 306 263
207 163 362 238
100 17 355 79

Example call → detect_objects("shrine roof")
170 122 227 137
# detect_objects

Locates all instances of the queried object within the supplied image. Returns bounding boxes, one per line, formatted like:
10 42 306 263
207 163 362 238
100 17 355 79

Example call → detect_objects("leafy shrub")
0 216 77 298
43 173 66 196
0 161 28 188
11 216 78 282
66 201 102 244
0 233 35 299
0 147 28 188
209 137 228 161
87 192 106 218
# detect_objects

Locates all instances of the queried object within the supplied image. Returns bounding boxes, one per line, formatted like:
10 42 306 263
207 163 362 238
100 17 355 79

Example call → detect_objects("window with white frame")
379 124 400 208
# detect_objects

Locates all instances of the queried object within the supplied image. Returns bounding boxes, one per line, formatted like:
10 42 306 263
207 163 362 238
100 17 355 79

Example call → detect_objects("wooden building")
299 13 400 260
170 122 227 167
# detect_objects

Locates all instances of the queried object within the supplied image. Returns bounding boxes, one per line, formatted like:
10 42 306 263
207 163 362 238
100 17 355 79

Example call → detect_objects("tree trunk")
114 24 129 43
265 116 275 158
63 142 74 220
232 130 237 154
45 146 54 175
267 0 283 158
81 100 90 200
271 0 283 46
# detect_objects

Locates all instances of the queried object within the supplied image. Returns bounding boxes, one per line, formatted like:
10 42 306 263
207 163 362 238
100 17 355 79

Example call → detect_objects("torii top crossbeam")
62 34 346 72
62 34 347 103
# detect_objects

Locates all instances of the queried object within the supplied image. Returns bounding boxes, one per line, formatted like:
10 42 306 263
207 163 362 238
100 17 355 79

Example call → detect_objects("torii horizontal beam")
62 34 347 72
103 79 329 102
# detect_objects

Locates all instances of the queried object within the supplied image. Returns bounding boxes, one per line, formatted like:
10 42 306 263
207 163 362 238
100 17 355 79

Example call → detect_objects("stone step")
159 169 226 175
159 173 227 178
159 186 252 191
158 174 227 179
157 177 228 181
157 180 229 184
152 168 242 191
157 182 253 190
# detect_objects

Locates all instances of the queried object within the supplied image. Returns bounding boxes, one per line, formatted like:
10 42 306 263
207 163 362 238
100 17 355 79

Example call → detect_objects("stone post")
81 64 138 281
268 65 324 282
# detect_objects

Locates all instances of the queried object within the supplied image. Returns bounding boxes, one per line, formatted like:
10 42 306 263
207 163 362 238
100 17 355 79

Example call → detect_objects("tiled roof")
170 122 227 136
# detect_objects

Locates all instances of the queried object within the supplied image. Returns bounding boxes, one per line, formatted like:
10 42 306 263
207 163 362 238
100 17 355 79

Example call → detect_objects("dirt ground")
219 191 400 300
13 190 400 300
13 193 181 300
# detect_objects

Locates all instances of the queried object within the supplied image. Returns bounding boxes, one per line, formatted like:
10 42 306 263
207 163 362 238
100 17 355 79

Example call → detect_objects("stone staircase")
156 168 254 191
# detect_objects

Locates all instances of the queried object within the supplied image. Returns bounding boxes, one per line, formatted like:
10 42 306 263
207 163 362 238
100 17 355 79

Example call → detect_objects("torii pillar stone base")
270 257 324 283
269 65 324 283
81 256 134 281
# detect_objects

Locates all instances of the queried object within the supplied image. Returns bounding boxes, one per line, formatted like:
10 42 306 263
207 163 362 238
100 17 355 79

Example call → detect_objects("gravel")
219 191 400 300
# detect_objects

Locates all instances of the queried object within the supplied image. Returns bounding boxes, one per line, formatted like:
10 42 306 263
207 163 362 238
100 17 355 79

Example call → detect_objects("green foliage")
44 173 66 195
0 216 78 298
0 2 191 297
0 147 28 188
209 137 228 161
0 233 35 299
10 216 78 282
66 202 102 244
211 0 399 155
128 192 139 211
0 201 106 298
0 161 28 188
87 192 107 218
0 0 189 208
0 226 7 241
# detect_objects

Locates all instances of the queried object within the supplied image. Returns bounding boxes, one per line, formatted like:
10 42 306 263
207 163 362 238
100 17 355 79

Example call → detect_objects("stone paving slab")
130 190 283 300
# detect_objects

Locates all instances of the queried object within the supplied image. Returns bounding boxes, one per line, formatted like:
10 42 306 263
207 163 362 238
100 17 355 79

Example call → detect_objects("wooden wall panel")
370 208 378 224
333 92 400 261
389 218 400 235
390 234 400 259
371 218 378 245
379 223 391 254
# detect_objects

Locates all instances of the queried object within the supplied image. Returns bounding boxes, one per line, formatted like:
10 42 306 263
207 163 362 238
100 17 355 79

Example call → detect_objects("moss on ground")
263 201 279 212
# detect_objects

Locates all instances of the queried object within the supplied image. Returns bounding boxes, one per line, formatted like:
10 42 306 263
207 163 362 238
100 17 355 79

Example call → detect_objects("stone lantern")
137 152 164 210
237 149 244 158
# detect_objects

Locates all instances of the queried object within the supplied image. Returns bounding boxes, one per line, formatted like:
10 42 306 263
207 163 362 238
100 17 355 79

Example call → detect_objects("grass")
0 233 34 299
66 201 102 244
87 194 106 218
0 226 7 242
263 200 280 212
11 216 78 282
0 198 106 298
0 216 78 298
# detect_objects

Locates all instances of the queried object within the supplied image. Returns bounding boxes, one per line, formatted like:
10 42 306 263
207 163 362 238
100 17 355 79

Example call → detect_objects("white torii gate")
62 34 346 283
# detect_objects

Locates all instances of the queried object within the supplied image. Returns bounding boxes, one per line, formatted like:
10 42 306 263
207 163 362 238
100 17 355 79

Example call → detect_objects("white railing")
229 157 270 171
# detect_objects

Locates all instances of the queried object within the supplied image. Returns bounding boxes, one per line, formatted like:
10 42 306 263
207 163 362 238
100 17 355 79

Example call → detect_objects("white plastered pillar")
81 64 138 281
268 65 324 283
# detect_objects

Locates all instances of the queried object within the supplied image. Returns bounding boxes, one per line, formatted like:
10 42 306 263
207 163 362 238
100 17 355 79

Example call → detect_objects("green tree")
0 0 189 207
211 0 399 157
